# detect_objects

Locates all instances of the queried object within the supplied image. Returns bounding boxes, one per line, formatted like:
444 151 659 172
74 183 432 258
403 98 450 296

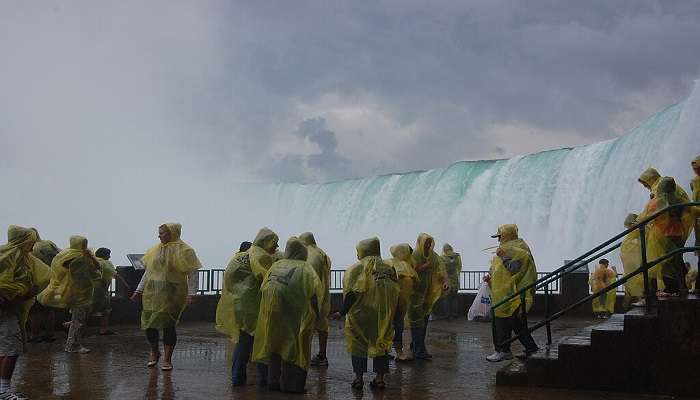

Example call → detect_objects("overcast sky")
2 0 700 185
2 1 700 265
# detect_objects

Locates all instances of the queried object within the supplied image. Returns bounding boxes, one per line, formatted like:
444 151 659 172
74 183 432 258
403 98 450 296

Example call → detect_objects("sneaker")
486 351 513 362
631 299 646 307
309 354 328 367
0 391 29 400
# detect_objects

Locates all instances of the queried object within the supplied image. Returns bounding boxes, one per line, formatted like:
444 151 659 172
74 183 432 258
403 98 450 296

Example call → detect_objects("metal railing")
328 269 560 293
491 201 699 348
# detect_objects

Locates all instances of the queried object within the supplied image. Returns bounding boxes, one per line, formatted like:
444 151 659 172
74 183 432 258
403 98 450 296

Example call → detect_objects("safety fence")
125 268 632 296
190 269 566 295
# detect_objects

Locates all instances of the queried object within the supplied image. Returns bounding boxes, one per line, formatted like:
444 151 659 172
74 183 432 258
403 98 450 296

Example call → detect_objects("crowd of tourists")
0 156 697 398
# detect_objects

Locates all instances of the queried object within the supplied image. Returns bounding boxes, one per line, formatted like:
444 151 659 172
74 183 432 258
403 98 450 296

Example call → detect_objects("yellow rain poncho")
25 230 53 292
385 244 417 318
691 155 700 247
0 226 41 327
140 223 202 330
92 258 117 313
441 243 462 295
638 167 690 202
489 224 537 319
343 237 399 358
38 236 100 310
589 263 617 314
248 227 278 281
299 232 332 332
216 228 277 341
620 213 644 298
252 237 322 370
642 178 694 289
409 233 446 327
215 250 262 342
32 238 61 267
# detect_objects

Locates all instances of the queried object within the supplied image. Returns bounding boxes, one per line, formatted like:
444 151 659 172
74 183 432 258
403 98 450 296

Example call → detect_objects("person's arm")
339 291 357 316
135 273 147 293
130 272 147 301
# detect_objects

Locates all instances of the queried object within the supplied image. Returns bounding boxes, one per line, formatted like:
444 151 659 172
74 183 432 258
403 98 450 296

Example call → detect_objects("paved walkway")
14 317 676 399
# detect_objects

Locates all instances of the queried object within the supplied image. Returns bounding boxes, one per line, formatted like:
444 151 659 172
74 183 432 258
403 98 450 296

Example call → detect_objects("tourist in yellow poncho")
28 232 59 343
690 155 700 293
441 243 462 321
641 177 694 296
225 227 279 387
252 237 322 393
486 224 539 362
38 235 100 353
638 167 690 202
385 243 417 362
620 213 645 307
130 223 202 371
299 232 333 368
409 233 447 360
589 259 617 318
92 248 129 336
0 225 46 398
215 240 265 386
333 237 399 390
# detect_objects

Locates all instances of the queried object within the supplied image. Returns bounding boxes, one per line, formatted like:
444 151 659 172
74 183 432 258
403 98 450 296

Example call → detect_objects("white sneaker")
0 391 29 400
486 351 513 362
631 299 646 307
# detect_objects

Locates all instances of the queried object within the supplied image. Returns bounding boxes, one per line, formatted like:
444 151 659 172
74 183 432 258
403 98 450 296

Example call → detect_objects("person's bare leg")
375 371 385 384
163 345 174 368
150 343 160 363
0 356 18 393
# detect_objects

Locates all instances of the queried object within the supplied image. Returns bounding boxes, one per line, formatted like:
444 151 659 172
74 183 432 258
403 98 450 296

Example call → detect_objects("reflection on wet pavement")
15 317 673 399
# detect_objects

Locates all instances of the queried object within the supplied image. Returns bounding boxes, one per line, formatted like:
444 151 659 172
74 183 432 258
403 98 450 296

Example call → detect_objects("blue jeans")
232 331 253 385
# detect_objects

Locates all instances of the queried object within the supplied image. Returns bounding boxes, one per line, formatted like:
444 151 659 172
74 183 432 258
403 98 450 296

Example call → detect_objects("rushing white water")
252 81 700 270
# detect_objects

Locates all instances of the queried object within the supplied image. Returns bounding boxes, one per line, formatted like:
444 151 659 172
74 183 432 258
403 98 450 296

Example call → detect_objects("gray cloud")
4 0 696 182
260 117 351 182
2 1 700 266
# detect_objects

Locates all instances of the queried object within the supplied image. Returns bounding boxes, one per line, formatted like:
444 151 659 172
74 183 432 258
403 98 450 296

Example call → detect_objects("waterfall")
256 81 700 270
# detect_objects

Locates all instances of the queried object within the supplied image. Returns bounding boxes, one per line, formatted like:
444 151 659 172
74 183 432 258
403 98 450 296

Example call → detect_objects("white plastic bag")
467 282 492 321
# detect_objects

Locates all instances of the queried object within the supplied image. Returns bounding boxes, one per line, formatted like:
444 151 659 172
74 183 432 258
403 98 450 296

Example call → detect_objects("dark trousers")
663 275 681 294
351 354 389 374
410 315 430 356
145 327 177 346
393 306 404 348
494 312 538 354
267 353 308 393
443 292 459 318
232 331 253 385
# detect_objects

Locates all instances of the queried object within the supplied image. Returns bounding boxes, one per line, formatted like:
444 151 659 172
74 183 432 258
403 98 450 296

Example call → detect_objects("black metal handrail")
491 201 699 348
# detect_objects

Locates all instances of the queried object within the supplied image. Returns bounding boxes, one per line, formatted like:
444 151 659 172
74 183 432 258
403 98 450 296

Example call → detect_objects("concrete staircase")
497 295 700 397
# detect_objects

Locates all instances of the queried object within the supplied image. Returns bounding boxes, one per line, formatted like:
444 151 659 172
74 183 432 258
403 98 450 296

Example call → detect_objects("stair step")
495 359 529 386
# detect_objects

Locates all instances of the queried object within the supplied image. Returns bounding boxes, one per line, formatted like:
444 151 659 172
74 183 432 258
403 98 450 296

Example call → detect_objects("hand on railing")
130 291 142 302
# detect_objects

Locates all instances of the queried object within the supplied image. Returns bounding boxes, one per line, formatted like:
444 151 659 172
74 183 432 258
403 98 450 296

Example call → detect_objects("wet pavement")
16 317 677 399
